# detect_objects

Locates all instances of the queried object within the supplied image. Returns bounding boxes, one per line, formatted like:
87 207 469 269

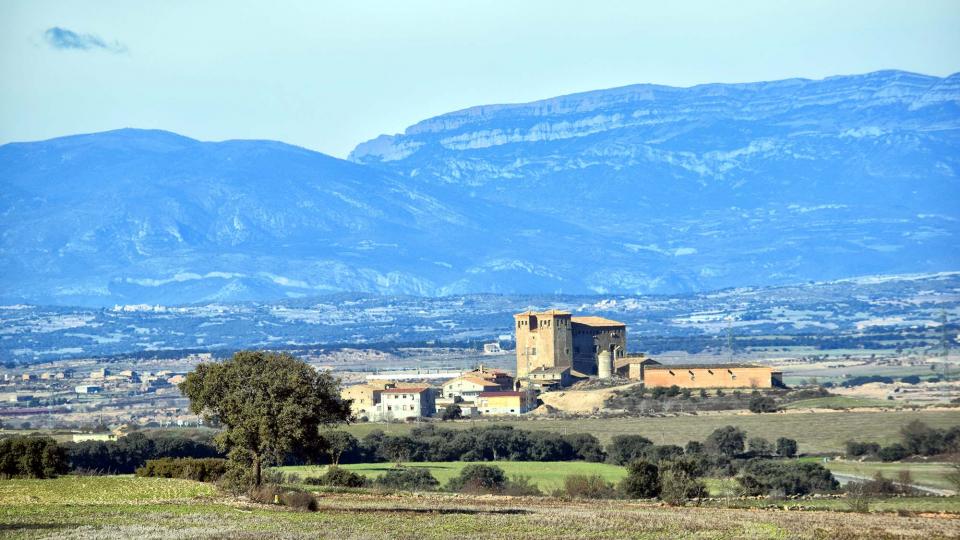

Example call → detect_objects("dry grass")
1 476 959 539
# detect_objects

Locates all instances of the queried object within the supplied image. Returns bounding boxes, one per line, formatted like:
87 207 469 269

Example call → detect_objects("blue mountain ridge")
1 70 958 306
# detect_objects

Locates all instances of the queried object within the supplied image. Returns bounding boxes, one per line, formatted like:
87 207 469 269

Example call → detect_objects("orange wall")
644 367 773 388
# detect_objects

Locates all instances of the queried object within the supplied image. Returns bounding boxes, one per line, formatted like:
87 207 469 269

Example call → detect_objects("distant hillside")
0 129 624 305
352 70 960 292
1 71 958 306
2 272 957 363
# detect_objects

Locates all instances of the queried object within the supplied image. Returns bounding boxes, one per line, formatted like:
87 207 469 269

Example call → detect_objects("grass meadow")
280 461 628 492
341 409 960 454
823 461 959 491
1 475 959 539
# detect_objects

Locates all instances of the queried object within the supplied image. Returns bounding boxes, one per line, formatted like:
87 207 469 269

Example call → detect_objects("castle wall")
571 325 626 375
643 366 774 389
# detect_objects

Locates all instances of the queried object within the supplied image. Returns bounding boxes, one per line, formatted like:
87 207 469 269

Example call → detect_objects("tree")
658 459 706 505
775 437 798 458
748 396 778 413
620 459 660 498
447 464 507 493
747 437 774 456
900 420 943 456
705 426 745 458
179 351 350 486
567 433 606 462
606 435 653 465
379 435 416 465
441 404 462 421
0 436 68 479
321 430 358 466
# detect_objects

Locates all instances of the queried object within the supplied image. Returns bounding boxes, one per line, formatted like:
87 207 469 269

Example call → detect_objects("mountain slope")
0 129 645 305
351 70 960 290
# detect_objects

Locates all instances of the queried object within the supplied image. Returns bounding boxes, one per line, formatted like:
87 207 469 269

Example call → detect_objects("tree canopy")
179 350 350 486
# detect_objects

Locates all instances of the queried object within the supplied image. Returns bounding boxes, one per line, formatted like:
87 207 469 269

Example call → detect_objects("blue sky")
1 0 959 158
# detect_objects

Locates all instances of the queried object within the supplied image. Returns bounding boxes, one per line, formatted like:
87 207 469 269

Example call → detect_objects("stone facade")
514 310 626 378
514 310 573 378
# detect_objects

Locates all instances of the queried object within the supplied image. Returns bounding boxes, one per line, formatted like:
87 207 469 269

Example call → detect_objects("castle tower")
514 310 573 378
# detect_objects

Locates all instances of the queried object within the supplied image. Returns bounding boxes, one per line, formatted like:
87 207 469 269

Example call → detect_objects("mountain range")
1 70 958 306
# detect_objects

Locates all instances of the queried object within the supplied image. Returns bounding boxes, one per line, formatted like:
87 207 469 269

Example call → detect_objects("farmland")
1 476 960 539
281 461 629 492
340 409 960 454
823 461 960 492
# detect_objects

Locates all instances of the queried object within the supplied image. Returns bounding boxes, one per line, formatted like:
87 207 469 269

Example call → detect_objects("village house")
371 385 436 421
476 391 535 415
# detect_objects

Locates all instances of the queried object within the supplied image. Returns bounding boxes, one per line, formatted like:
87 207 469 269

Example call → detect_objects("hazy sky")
2 1 959 157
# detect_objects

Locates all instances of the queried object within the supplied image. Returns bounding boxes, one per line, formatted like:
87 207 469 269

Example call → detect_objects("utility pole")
940 310 951 380
726 317 735 362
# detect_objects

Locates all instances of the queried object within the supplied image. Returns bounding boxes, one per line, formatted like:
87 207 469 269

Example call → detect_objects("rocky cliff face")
350 70 960 293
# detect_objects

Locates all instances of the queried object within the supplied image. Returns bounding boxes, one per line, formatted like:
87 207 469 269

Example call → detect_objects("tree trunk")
254 455 262 486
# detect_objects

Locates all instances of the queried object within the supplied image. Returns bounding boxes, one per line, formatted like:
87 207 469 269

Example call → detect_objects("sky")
1 0 959 158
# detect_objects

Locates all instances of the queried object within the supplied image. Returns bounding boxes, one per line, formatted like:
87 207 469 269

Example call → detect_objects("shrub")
441 404 463 421
304 466 367 488
747 437 774 456
845 440 881 458
248 484 284 504
281 490 318 511
0 436 69 479
705 426 745 458
135 457 227 482
249 485 317 511
659 460 707 505
562 474 618 499
620 460 660 499
900 375 921 384
643 444 685 463
606 435 654 465
878 443 909 462
685 441 704 455
504 475 543 496
737 460 838 496
775 437 798 458
375 467 439 491
447 464 507 493
748 396 779 413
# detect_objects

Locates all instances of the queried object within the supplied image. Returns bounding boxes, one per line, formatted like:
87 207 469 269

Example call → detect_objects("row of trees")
846 420 960 461
65 432 220 473
0 436 69 479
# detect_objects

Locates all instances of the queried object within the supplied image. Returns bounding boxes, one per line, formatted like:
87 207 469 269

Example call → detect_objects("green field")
824 461 959 492
0 476 216 504
2 475 959 539
784 396 896 410
342 409 960 454
281 461 628 491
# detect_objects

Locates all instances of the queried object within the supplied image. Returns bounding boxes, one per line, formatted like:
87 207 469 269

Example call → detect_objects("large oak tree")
179 351 350 486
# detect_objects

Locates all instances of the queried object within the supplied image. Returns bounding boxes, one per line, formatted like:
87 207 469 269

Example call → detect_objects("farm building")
642 363 783 389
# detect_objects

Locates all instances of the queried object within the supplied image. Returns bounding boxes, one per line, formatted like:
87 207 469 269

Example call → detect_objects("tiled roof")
571 316 626 327
445 376 500 387
514 309 571 317
381 385 431 394
645 363 766 370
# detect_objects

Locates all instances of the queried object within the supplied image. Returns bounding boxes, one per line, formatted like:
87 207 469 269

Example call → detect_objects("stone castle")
514 310 626 378
515 310 781 389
